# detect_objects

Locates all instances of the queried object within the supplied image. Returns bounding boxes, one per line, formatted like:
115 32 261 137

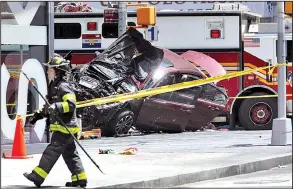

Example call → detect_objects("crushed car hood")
89 27 164 81
180 50 226 83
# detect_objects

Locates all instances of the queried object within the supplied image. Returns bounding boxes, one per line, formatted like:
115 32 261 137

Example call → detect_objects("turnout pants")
32 131 86 182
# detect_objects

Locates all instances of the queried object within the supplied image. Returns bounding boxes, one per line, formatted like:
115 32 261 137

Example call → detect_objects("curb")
98 154 292 188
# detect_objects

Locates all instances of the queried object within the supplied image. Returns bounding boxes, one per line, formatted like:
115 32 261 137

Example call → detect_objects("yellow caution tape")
268 66 276 75
7 63 291 117
76 63 290 108
266 62 291 76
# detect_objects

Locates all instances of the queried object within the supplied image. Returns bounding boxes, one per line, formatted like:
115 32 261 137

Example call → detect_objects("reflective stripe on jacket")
48 80 80 134
31 79 80 134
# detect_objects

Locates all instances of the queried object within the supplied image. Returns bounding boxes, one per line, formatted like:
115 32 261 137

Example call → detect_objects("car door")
209 85 228 117
198 84 227 118
186 83 227 131
168 73 208 131
136 72 181 132
170 84 204 131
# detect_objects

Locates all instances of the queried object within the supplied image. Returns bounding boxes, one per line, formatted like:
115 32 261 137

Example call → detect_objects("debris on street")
119 147 138 155
99 149 115 154
79 129 102 140
98 147 138 155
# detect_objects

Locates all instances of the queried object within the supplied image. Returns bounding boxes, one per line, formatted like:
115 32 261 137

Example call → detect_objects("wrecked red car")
67 28 229 136
134 49 229 133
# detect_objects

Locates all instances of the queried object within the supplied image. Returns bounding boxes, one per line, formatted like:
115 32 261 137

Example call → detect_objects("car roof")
160 48 207 77
162 48 194 69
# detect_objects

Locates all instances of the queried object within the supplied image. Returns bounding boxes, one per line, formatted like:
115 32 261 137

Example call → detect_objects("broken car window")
152 74 176 101
157 73 176 87
171 74 202 105
179 74 200 82
199 84 217 101
213 88 228 105
172 87 202 105
144 57 174 89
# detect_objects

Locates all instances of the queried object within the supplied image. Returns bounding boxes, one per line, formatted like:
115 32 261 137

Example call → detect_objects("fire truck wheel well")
230 86 277 127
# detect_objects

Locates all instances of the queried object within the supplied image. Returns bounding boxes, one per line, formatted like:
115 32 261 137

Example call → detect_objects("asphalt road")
177 164 292 188
1 131 292 188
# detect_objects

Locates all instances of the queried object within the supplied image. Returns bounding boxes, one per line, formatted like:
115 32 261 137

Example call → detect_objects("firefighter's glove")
28 112 43 125
26 116 37 128
43 104 50 115
28 116 37 125
48 103 56 114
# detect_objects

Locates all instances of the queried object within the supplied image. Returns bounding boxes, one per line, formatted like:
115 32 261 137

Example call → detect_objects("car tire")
238 92 277 130
104 110 134 137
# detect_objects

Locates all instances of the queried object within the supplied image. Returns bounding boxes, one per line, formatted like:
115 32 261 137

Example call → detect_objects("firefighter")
23 54 87 188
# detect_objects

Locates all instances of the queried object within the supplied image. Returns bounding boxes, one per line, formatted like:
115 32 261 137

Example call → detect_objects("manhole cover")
235 180 290 184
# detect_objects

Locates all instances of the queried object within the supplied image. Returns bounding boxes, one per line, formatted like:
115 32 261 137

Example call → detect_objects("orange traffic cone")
3 115 32 159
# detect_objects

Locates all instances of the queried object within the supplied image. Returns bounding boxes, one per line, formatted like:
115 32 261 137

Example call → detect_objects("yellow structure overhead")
137 7 156 25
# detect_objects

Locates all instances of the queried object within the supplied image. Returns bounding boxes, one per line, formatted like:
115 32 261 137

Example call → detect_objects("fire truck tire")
103 109 134 137
238 92 277 130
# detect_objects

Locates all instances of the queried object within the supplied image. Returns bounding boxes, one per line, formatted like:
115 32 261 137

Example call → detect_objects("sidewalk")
1 130 292 188
177 164 292 188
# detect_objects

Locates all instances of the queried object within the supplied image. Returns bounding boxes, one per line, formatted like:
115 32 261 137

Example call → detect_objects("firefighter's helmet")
43 54 71 72
53 53 63 59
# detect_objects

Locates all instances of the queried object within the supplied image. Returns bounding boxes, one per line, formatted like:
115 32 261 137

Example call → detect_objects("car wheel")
104 110 134 137
238 92 277 130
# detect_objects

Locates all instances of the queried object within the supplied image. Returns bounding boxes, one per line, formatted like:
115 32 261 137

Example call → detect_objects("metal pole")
46 2 55 143
48 2 54 57
271 2 292 146
118 2 127 37
277 3 287 119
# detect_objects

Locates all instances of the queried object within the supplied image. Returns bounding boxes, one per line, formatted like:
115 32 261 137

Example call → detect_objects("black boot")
65 180 87 188
23 172 44 188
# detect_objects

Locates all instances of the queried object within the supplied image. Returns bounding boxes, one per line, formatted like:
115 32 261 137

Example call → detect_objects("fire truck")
49 4 292 130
